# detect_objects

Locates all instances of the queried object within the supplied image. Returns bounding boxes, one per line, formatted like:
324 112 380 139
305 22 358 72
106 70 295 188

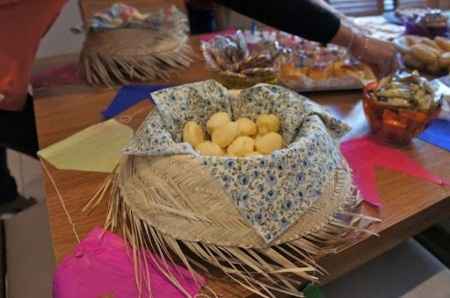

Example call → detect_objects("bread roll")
410 44 439 64
435 37 450 51
236 118 257 137
212 122 239 148
183 121 205 147
255 132 283 154
227 136 255 157
196 141 224 156
256 114 280 135
207 112 231 135
421 39 443 53
405 35 424 46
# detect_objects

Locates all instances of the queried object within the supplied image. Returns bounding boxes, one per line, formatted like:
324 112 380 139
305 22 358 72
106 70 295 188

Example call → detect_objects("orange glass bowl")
363 81 442 146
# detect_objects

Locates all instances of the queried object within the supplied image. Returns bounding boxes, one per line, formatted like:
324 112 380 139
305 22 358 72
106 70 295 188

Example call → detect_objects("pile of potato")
398 35 450 74
183 112 284 157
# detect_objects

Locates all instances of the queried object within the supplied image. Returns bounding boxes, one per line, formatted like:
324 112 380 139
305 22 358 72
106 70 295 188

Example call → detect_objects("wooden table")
35 36 450 297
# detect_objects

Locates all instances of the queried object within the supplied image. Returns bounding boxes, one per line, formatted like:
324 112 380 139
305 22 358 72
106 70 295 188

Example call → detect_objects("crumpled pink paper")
53 227 206 298
341 136 449 208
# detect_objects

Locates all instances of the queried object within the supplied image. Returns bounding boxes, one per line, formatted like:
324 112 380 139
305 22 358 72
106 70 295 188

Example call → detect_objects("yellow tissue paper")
38 119 133 173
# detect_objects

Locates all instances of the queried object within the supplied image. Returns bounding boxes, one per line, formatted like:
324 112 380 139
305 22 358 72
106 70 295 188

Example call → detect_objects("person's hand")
351 35 399 79
331 24 399 79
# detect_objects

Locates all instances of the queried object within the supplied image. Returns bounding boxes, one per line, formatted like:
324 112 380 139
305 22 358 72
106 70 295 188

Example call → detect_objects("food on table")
435 36 450 51
236 117 257 137
398 8 448 38
256 114 281 135
203 30 375 91
211 122 240 148
183 112 284 156
255 132 284 154
196 141 225 156
363 70 442 144
278 37 376 90
396 35 450 74
201 31 288 88
439 52 450 68
227 136 255 157
207 112 231 134
183 121 205 147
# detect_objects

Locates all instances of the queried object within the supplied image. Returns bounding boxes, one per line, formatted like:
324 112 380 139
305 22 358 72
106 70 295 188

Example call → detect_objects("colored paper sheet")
198 28 237 42
102 85 166 119
38 119 133 173
341 136 448 207
54 227 206 298
418 119 450 152
304 284 325 298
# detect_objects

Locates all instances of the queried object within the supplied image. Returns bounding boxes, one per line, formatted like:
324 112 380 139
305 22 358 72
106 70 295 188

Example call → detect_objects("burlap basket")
96 81 375 297
80 6 194 87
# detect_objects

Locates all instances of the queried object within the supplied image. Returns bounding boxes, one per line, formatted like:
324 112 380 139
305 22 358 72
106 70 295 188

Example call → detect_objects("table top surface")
35 2 450 297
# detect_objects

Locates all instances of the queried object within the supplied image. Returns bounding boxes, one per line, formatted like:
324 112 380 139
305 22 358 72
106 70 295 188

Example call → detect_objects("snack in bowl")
363 71 442 145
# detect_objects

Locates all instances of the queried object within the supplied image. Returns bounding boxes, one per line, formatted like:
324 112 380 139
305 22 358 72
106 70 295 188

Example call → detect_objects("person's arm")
214 0 341 44
0 0 67 111
213 0 397 78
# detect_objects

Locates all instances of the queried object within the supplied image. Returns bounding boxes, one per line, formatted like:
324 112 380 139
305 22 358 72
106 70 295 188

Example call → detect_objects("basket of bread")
395 35 450 74
103 80 374 297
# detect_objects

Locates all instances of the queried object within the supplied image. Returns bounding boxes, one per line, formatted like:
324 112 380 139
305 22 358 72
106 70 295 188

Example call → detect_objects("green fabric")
304 284 325 298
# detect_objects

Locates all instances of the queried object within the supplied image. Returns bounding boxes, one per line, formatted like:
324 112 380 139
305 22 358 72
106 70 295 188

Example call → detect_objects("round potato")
207 112 231 135
183 121 205 147
255 132 283 154
212 122 240 148
256 114 280 135
236 117 257 137
227 136 255 157
196 141 224 156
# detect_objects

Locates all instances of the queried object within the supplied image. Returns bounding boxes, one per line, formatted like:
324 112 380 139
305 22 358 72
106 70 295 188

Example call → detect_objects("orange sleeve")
0 0 67 110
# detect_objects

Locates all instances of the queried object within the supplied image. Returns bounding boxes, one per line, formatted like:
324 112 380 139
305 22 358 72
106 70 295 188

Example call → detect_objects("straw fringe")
80 7 194 87
82 154 379 297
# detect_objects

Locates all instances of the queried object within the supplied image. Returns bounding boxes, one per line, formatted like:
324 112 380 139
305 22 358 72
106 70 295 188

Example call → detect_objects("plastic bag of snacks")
201 30 289 88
